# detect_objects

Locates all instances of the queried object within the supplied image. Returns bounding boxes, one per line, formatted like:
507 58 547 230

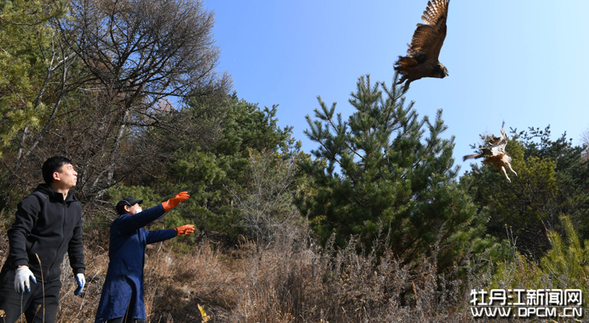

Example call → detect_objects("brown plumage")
394 0 450 93
463 123 518 183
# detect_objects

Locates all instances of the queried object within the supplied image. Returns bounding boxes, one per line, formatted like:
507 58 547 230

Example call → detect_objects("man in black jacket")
0 156 86 323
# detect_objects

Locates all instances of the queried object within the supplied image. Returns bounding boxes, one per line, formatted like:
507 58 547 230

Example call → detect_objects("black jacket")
4 184 85 282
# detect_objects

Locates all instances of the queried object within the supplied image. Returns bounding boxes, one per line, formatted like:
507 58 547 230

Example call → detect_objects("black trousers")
0 267 62 323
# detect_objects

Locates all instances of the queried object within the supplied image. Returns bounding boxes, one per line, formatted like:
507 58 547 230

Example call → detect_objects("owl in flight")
463 123 518 183
394 0 450 93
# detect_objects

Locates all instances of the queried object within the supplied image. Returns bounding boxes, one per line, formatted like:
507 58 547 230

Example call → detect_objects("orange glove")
174 224 195 236
162 191 189 212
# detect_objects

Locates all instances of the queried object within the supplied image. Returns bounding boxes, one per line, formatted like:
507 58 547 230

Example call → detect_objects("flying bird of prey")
463 123 518 183
394 0 450 93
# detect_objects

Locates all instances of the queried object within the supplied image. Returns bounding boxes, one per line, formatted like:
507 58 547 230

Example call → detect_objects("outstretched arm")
113 192 190 236
112 204 166 236
145 228 177 244
145 224 195 244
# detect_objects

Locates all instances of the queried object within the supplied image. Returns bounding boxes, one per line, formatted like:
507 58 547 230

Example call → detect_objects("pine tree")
297 74 490 266
540 215 589 304
463 126 589 258
519 126 589 240
0 0 67 155
157 94 300 240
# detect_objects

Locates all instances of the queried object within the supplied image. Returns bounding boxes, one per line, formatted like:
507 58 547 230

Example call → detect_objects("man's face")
54 163 78 188
125 203 142 215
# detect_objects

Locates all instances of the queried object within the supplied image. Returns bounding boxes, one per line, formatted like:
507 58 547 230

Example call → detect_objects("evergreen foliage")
518 126 589 239
2 2 589 319
159 94 301 240
541 215 589 301
491 215 589 305
0 0 67 155
463 126 589 258
0 0 231 209
298 74 492 266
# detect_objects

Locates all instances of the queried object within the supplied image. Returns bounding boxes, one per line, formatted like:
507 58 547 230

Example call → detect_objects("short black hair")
42 156 73 184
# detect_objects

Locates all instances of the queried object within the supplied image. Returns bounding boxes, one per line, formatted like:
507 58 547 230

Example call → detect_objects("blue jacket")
95 204 176 323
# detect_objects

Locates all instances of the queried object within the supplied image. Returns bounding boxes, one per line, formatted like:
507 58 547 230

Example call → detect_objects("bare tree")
54 0 232 197
1 0 231 207
232 150 305 250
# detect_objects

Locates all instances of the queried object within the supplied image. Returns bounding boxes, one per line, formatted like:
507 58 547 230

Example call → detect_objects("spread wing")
407 0 449 64
487 124 508 155
464 123 508 160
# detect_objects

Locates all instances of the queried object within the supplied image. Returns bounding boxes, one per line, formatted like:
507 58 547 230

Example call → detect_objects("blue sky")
205 1 589 177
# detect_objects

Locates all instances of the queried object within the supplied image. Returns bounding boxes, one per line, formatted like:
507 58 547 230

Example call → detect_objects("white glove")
14 266 37 295
74 273 85 295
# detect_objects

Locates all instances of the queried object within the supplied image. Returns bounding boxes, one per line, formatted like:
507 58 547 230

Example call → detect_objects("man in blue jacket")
0 156 86 323
95 192 195 323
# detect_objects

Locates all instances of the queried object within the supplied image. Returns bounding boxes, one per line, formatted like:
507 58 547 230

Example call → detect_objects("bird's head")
434 63 449 78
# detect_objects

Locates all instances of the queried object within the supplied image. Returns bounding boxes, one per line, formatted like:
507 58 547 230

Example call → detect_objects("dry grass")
0 223 504 323
222 234 478 323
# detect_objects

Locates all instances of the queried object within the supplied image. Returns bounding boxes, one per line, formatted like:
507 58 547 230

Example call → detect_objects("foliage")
298 73 492 268
463 140 558 257
0 0 232 213
489 251 548 292
490 215 589 306
462 126 589 258
518 126 589 240
2 219 502 323
0 0 67 155
2 211 587 322
540 215 589 302
231 149 306 248
160 95 301 241
51 0 231 197
3 1 589 320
